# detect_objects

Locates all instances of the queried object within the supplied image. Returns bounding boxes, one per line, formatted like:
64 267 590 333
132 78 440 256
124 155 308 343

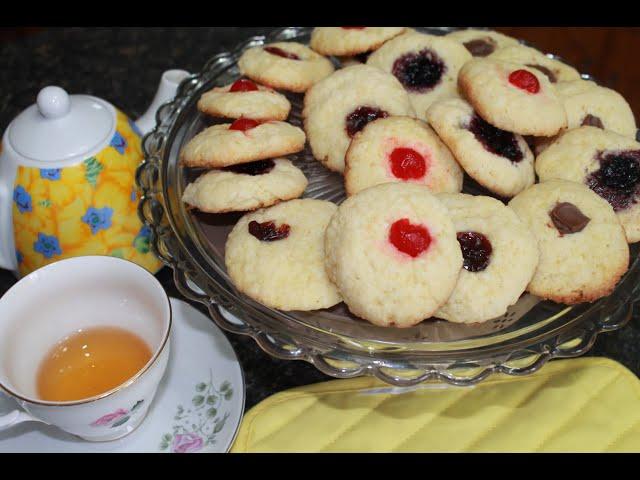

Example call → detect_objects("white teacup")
0 256 171 442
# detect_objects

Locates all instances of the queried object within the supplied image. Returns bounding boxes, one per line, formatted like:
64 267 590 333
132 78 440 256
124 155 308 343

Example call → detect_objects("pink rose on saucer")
171 433 204 453
90 408 129 427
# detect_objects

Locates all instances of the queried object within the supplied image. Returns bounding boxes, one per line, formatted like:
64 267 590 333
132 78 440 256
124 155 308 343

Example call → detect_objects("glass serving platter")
136 27 640 386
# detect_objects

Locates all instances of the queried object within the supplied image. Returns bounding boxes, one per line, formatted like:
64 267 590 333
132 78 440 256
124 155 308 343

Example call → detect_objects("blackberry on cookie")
367 31 472 119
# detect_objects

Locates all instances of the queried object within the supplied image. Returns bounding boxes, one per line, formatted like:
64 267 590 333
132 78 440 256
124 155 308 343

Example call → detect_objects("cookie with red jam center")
344 116 463 196
325 183 462 327
367 31 472 120
509 180 629 304
426 97 535 198
434 193 539 324
303 64 415 173
458 58 567 136
536 126 640 243
180 120 306 168
488 44 581 84
197 79 291 121
225 199 341 311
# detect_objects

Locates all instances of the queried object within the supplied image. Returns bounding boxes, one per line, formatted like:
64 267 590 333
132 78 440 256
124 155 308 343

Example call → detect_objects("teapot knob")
37 86 71 119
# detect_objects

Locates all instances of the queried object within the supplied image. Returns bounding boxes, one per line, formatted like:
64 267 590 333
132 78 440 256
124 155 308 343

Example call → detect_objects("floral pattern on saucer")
159 370 233 453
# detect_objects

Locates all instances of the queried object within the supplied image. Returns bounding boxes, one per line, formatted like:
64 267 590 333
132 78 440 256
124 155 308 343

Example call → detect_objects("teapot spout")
136 69 190 136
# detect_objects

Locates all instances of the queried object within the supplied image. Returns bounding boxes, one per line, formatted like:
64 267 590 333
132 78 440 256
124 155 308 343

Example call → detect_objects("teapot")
0 69 190 277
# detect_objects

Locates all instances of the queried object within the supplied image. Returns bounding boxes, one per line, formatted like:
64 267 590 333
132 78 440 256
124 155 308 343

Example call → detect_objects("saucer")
0 297 245 453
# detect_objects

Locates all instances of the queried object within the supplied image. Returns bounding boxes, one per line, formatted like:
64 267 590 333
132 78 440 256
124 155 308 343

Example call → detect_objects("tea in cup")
0 255 171 441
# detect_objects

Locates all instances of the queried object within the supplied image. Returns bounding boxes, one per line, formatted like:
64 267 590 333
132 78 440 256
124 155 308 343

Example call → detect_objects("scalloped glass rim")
148 27 640 364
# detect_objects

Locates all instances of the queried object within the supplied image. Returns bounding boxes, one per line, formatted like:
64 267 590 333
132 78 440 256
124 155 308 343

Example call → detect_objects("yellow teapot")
0 70 189 277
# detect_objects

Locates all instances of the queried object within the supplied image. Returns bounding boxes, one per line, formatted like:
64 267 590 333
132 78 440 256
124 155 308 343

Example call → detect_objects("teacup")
0 255 171 442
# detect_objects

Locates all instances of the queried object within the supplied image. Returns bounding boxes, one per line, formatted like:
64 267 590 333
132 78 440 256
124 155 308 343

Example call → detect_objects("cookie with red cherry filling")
303 64 415 173
535 126 640 243
325 183 462 328
344 116 463 196
197 78 291 121
458 58 567 136
180 118 305 168
434 193 539 324
488 44 581 84
426 97 535 198
366 31 472 120
508 180 629 305
238 42 335 93
225 199 341 311
182 159 308 213
446 29 520 58
310 27 406 57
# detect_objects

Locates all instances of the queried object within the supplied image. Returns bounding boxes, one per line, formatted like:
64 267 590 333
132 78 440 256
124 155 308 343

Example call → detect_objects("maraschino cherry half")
389 148 427 180
508 69 540 94
230 118 261 132
230 79 259 92
389 219 431 258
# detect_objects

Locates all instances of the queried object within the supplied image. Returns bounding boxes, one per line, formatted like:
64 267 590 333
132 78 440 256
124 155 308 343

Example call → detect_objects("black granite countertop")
2 27 640 412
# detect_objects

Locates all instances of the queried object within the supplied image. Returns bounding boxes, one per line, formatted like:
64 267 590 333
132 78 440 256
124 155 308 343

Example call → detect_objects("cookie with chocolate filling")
509 180 629 304
446 29 520 58
536 126 640 243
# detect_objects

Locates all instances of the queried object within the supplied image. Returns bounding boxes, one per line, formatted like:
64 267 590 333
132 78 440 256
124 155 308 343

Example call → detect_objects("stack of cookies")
179 27 638 329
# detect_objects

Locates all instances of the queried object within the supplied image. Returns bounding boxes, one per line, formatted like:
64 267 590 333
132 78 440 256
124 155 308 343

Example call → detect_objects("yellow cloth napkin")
231 357 640 452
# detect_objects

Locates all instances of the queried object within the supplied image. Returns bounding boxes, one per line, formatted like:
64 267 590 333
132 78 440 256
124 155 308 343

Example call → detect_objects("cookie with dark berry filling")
435 193 539 324
238 42 335 93
426 97 535 197
225 199 341 311
536 126 640 243
367 31 472 120
303 64 415 173
182 158 308 213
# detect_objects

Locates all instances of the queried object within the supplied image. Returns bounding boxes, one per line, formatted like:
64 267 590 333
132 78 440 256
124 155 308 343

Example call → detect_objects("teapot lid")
7 86 116 166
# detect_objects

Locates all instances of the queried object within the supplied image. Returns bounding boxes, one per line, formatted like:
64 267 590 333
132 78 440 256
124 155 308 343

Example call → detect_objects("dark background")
2 27 640 411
